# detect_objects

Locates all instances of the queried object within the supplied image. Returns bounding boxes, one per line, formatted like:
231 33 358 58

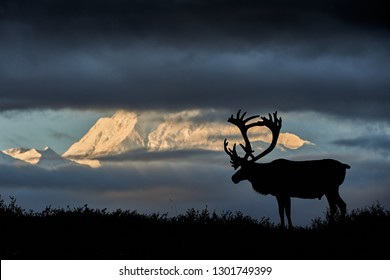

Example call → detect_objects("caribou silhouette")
224 110 350 228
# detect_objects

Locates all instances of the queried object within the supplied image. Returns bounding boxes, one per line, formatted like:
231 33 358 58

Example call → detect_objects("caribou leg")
335 192 347 218
276 196 285 227
285 197 293 229
326 190 347 221
276 196 293 228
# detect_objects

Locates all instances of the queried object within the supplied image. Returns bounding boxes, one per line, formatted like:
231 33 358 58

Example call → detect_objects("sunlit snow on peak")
62 109 313 160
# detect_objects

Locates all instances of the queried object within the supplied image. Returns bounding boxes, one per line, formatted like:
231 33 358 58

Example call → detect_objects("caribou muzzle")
231 174 240 184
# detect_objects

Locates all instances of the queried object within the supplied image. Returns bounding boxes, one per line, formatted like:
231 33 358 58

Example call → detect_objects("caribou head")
224 110 281 184
224 110 350 228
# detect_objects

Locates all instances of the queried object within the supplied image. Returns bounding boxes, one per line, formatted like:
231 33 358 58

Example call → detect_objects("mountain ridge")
62 109 312 160
2 110 312 168
3 146 80 169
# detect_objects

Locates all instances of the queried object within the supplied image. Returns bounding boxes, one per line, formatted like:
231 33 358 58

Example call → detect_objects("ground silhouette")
1 196 389 260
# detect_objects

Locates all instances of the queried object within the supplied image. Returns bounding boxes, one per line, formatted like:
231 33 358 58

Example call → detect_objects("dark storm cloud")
97 149 224 163
0 161 240 219
1 0 389 46
1 0 389 120
0 160 228 191
334 135 390 154
0 161 236 214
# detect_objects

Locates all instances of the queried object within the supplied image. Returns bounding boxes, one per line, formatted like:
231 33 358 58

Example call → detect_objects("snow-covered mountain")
3 147 78 169
62 111 144 159
1 110 312 168
62 110 312 162
147 116 229 151
62 110 233 160
0 150 26 166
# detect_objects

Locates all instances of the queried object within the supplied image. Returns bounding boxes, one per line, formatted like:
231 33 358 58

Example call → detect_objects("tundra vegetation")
1 196 389 259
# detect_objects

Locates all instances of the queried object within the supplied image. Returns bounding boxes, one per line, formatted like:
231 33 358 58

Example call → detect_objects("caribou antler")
227 109 259 161
224 110 282 168
224 140 243 169
251 111 282 162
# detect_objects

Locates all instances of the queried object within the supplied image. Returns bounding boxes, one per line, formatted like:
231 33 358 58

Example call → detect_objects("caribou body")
224 110 350 228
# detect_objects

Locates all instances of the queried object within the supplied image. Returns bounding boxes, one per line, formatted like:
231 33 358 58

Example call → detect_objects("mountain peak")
40 147 63 158
3 146 84 169
0 150 26 165
112 110 137 119
4 147 41 164
62 110 144 159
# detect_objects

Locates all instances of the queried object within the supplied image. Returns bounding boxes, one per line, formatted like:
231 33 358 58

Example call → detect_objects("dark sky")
1 0 389 120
